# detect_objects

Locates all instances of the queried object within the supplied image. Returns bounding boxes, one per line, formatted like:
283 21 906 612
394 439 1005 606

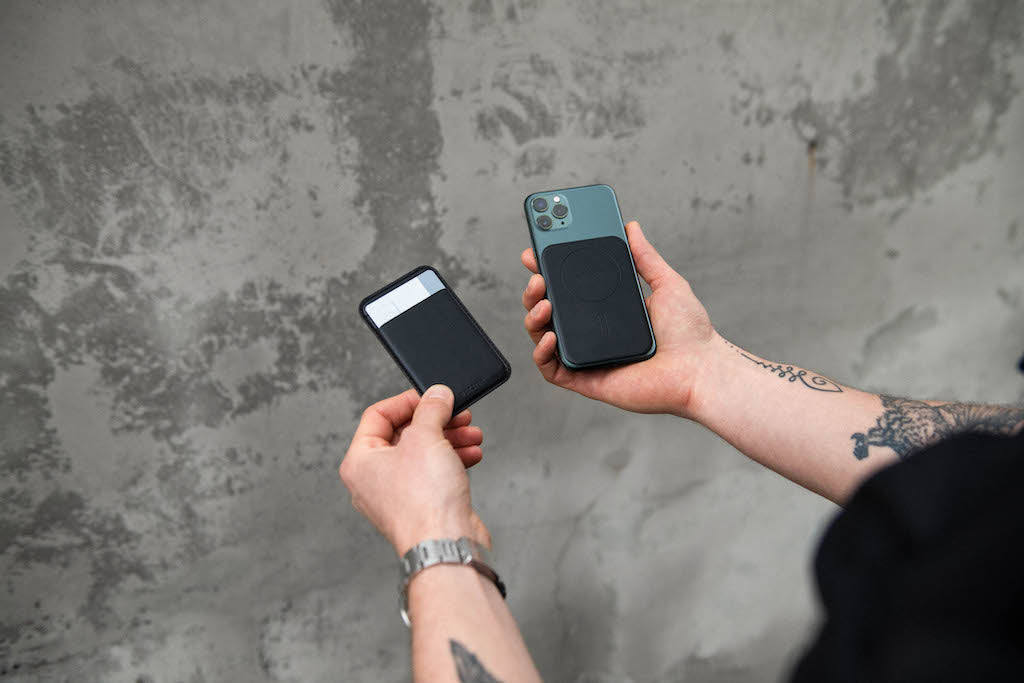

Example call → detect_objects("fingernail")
425 385 451 399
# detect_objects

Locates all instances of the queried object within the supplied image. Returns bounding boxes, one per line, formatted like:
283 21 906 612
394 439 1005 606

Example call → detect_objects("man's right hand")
521 220 717 418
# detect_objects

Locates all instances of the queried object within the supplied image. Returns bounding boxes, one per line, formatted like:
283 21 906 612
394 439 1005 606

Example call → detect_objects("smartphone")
359 266 511 416
523 184 656 370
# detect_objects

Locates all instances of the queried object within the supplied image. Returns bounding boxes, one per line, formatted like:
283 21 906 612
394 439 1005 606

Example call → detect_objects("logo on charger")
455 377 487 402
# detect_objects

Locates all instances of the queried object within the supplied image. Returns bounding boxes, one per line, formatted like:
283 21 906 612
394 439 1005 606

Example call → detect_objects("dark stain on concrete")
0 64 298 265
662 618 808 683
0 277 63 478
730 79 779 129
474 49 660 145
667 656 755 683
570 58 646 138
2 489 149 629
310 0 481 412
741 147 766 167
516 144 557 177
855 305 939 377
791 0 1023 204
476 55 563 144
469 0 495 29
996 287 1020 309
601 447 634 473
498 0 540 25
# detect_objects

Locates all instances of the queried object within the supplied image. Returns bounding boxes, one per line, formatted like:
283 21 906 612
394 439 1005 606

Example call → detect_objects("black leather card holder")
360 267 511 415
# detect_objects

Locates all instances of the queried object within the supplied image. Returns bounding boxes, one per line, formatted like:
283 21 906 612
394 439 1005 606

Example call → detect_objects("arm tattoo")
724 340 843 392
450 639 503 683
852 395 1024 460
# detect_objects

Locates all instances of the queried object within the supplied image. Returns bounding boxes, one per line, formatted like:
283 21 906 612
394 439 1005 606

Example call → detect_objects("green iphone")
523 184 656 369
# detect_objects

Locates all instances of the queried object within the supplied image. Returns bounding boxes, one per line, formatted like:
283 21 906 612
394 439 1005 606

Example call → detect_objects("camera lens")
536 215 553 230
531 197 548 212
551 203 568 219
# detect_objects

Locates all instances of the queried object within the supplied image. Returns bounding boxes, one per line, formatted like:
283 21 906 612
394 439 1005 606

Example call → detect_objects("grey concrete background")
2 0 1022 680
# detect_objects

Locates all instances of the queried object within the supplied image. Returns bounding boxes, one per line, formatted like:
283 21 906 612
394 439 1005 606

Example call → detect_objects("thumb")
625 221 678 289
411 384 455 430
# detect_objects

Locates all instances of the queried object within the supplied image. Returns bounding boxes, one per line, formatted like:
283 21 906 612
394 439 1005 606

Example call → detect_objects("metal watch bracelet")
398 536 507 627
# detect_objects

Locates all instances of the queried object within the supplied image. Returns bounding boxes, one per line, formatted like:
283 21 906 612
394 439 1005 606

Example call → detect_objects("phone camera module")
531 197 548 212
551 203 568 219
536 215 553 230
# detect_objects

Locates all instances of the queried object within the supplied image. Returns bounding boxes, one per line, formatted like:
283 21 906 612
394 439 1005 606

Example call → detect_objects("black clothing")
791 432 1024 682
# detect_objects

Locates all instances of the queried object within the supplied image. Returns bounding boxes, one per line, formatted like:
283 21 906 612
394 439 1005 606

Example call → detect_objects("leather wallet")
359 266 511 415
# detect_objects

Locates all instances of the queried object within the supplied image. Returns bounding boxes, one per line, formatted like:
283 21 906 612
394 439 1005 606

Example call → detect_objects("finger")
625 221 678 290
533 330 573 389
410 384 455 430
521 247 539 274
444 425 484 448
391 423 406 445
455 446 483 468
352 389 421 445
399 408 472 445
524 298 552 344
385 401 472 446
446 410 472 429
522 273 546 311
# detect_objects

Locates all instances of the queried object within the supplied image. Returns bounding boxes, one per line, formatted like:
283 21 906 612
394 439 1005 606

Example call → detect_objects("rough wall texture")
1 0 1022 681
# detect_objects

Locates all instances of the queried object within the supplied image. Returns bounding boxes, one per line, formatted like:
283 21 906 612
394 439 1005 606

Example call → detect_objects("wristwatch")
398 536 507 627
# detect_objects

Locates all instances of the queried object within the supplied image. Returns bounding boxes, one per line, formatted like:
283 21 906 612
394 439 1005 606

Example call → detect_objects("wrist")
398 536 506 626
406 561 502 606
392 514 477 557
677 331 731 424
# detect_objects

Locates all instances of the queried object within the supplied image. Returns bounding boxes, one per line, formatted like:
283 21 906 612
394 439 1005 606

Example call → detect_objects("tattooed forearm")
724 340 843 392
851 395 1024 460
450 640 503 683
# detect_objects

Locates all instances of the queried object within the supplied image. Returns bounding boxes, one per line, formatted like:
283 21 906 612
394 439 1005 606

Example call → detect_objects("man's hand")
343 388 541 681
521 220 717 417
340 386 491 556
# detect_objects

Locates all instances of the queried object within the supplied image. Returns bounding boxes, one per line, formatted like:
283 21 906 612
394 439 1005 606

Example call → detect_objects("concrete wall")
2 1 1022 680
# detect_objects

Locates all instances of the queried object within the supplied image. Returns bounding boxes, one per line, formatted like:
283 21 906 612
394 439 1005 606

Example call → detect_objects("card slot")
364 270 446 327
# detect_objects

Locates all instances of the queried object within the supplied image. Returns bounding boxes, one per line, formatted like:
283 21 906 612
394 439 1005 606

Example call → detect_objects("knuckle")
339 456 358 483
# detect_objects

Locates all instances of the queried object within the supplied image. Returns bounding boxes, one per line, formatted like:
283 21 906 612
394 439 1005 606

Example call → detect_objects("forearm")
409 565 541 683
689 334 1024 504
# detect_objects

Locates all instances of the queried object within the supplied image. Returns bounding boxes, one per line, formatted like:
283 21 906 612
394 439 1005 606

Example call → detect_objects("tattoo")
852 395 1024 460
724 339 843 392
450 639 503 683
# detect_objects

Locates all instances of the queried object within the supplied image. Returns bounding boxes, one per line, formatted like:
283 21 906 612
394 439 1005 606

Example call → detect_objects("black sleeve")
790 432 1024 683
